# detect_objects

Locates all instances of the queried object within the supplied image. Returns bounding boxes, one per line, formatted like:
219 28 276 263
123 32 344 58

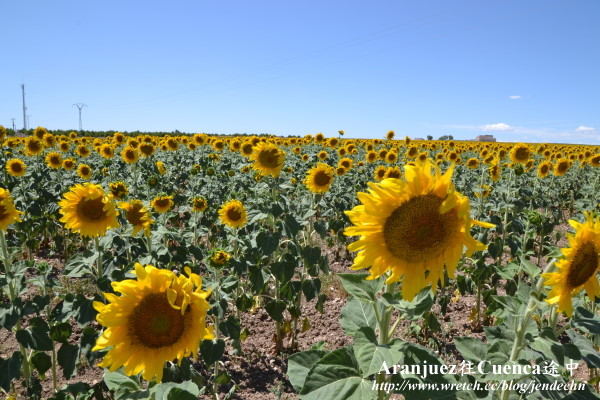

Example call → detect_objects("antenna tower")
73 103 87 132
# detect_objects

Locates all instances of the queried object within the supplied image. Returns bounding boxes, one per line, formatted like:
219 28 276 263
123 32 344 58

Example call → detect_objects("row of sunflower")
0 124 599 399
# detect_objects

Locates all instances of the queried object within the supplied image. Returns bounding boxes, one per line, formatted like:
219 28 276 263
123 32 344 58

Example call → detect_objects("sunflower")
210 250 231 266
58 183 119 237
33 126 48 139
489 161 501 182
43 133 56 148
58 141 70 152
305 163 335 194
336 166 347 176
317 151 328 160
45 152 63 169
554 158 571 176
249 142 285 177
383 166 402 179
121 146 139 164
509 143 531 164
218 200 247 229
139 143 156 158
191 196 208 213
406 146 418 159
590 155 600 167
76 145 91 158
374 165 387 182
338 157 353 170
63 159 75 170
466 158 480 169
156 161 166 175
109 181 129 200
6 159 26 178
366 151 378 163
386 131 395 140
24 137 44 156
0 188 23 231
99 144 115 159
76 163 92 180
542 212 600 316
93 264 213 382
385 151 398 164
344 159 494 300
119 200 153 236
151 195 174 214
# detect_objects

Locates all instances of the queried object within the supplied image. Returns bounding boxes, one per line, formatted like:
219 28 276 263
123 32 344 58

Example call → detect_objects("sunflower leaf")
338 274 384 303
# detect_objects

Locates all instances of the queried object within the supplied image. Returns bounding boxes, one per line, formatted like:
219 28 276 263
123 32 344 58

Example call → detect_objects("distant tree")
438 135 449 140
426 135 433 140
448 135 454 140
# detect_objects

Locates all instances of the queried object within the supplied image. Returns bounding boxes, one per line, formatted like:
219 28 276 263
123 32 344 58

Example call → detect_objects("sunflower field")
0 124 600 400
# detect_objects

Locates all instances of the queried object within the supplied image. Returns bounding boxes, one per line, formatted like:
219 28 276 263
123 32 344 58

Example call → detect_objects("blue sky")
2 1 599 144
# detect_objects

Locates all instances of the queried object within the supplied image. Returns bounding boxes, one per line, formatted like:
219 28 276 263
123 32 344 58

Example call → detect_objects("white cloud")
575 126 595 133
508 95 522 100
482 123 514 132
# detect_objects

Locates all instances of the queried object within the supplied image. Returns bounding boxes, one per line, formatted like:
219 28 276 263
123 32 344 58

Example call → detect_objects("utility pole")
21 84 27 131
11 118 16 134
73 103 87 132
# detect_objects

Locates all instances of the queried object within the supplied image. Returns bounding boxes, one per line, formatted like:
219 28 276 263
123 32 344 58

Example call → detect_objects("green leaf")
302 246 321 267
31 351 52 376
271 258 296 284
150 381 200 400
287 350 327 392
454 337 488 363
299 347 373 400
302 278 321 302
265 299 286 322
0 351 23 391
568 331 600 368
573 306 600 334
340 298 377 335
16 318 53 351
63 250 97 277
200 339 225 365
103 369 142 396
58 342 80 379
338 274 384 302
353 327 403 377
50 322 72 343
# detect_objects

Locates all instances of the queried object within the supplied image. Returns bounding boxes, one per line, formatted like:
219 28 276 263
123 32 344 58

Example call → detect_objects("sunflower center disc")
258 149 280 168
126 205 144 225
227 208 241 221
567 241 599 288
314 171 331 186
129 293 185 348
383 194 458 263
77 197 107 222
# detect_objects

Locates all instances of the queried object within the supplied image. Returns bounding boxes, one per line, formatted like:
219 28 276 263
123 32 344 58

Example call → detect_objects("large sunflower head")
76 145 91 158
0 188 23 231
99 144 115 159
62 158 75 170
45 152 63 169
210 250 231 267
139 143 156 158
542 212 600 316
119 200 153 236
121 146 139 164
218 199 247 229
24 137 44 156
249 142 286 177
554 158 571 176
58 141 70 152
344 159 494 300
93 264 213 382
6 159 26 178
151 195 174 214
58 183 120 237
509 143 531 164
304 163 335 194
77 164 92 180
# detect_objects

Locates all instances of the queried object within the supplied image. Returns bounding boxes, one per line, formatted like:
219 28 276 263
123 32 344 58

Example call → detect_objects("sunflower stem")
376 281 395 400
94 236 103 279
500 259 555 400
212 265 221 400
